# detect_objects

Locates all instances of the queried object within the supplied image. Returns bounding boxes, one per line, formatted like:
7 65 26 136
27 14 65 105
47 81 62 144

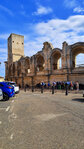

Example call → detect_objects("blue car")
0 82 15 100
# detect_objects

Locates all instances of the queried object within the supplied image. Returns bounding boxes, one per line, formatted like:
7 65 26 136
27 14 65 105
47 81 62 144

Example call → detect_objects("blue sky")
0 0 84 77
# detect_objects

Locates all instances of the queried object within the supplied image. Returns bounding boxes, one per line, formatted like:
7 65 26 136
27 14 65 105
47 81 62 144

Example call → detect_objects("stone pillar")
30 56 35 75
67 46 72 69
42 42 53 74
62 41 68 69
62 42 70 81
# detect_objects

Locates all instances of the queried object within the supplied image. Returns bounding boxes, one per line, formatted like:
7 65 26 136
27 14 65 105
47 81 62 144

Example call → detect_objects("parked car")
0 89 3 101
0 82 15 100
5 82 19 94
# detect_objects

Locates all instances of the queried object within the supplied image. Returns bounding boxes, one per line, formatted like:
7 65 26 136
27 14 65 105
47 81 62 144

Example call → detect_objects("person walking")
76 81 79 91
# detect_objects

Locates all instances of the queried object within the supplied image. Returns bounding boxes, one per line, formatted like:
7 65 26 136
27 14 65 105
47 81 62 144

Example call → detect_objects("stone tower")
8 33 24 64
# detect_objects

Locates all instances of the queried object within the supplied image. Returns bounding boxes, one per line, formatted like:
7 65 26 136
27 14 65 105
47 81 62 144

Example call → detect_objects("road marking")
11 113 17 119
35 113 68 122
6 106 10 112
8 113 17 122
0 121 2 124
10 134 14 140
12 100 14 103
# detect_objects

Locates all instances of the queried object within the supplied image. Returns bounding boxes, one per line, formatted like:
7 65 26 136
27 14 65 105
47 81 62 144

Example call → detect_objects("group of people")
40 81 79 90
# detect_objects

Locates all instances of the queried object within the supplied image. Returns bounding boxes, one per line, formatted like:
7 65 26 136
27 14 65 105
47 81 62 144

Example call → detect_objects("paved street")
0 91 84 149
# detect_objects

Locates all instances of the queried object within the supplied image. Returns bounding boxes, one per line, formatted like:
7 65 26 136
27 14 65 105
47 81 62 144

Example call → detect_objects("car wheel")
3 92 9 101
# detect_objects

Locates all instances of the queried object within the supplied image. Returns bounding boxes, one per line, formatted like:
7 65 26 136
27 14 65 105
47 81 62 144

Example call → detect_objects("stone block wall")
5 34 84 87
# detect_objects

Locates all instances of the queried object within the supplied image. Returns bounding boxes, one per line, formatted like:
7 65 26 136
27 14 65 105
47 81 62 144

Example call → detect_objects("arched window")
51 51 62 70
76 53 84 67
25 59 30 74
17 61 21 76
36 55 45 72
72 47 84 68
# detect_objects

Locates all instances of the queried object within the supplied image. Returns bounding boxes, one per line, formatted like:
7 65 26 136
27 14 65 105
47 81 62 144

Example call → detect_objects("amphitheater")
5 33 84 87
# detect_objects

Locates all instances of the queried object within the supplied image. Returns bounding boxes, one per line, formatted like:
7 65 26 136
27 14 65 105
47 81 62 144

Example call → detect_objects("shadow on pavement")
72 98 84 103
0 98 9 102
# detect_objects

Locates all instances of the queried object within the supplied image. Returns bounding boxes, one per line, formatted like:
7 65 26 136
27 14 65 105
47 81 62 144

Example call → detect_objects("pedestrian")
70 81 73 90
76 81 79 91
65 82 68 95
40 81 44 93
48 82 50 89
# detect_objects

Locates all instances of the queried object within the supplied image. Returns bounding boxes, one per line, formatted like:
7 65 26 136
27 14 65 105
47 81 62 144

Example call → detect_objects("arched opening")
76 53 84 67
17 61 21 76
72 47 84 68
25 59 30 74
13 63 15 76
36 55 45 72
51 51 62 70
9 64 12 76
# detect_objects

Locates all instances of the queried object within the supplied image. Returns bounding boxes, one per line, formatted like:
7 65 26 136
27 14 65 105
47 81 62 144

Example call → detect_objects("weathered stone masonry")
5 33 84 87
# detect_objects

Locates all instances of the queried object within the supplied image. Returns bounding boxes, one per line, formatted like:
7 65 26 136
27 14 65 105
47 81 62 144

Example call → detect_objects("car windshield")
10 83 16 85
6 82 16 86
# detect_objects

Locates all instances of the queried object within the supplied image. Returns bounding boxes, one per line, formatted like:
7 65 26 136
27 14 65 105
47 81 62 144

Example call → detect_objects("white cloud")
24 15 84 57
0 34 9 40
0 48 7 77
64 0 84 14
0 4 13 16
0 48 7 54
64 0 77 8
33 5 53 15
73 6 84 13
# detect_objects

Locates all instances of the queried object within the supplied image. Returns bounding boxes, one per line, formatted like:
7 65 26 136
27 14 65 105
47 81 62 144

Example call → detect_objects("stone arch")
17 61 21 76
51 49 62 70
71 43 84 68
13 63 15 76
9 64 12 76
25 58 30 74
36 54 45 72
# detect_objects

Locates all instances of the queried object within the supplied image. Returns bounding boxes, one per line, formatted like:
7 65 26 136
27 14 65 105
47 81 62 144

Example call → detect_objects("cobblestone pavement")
0 91 84 149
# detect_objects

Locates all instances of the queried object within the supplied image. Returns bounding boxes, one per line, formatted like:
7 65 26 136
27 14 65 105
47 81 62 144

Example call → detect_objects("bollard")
24 87 26 92
52 86 54 94
41 86 43 93
65 84 68 96
32 86 34 92
24 86 26 92
83 91 84 97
